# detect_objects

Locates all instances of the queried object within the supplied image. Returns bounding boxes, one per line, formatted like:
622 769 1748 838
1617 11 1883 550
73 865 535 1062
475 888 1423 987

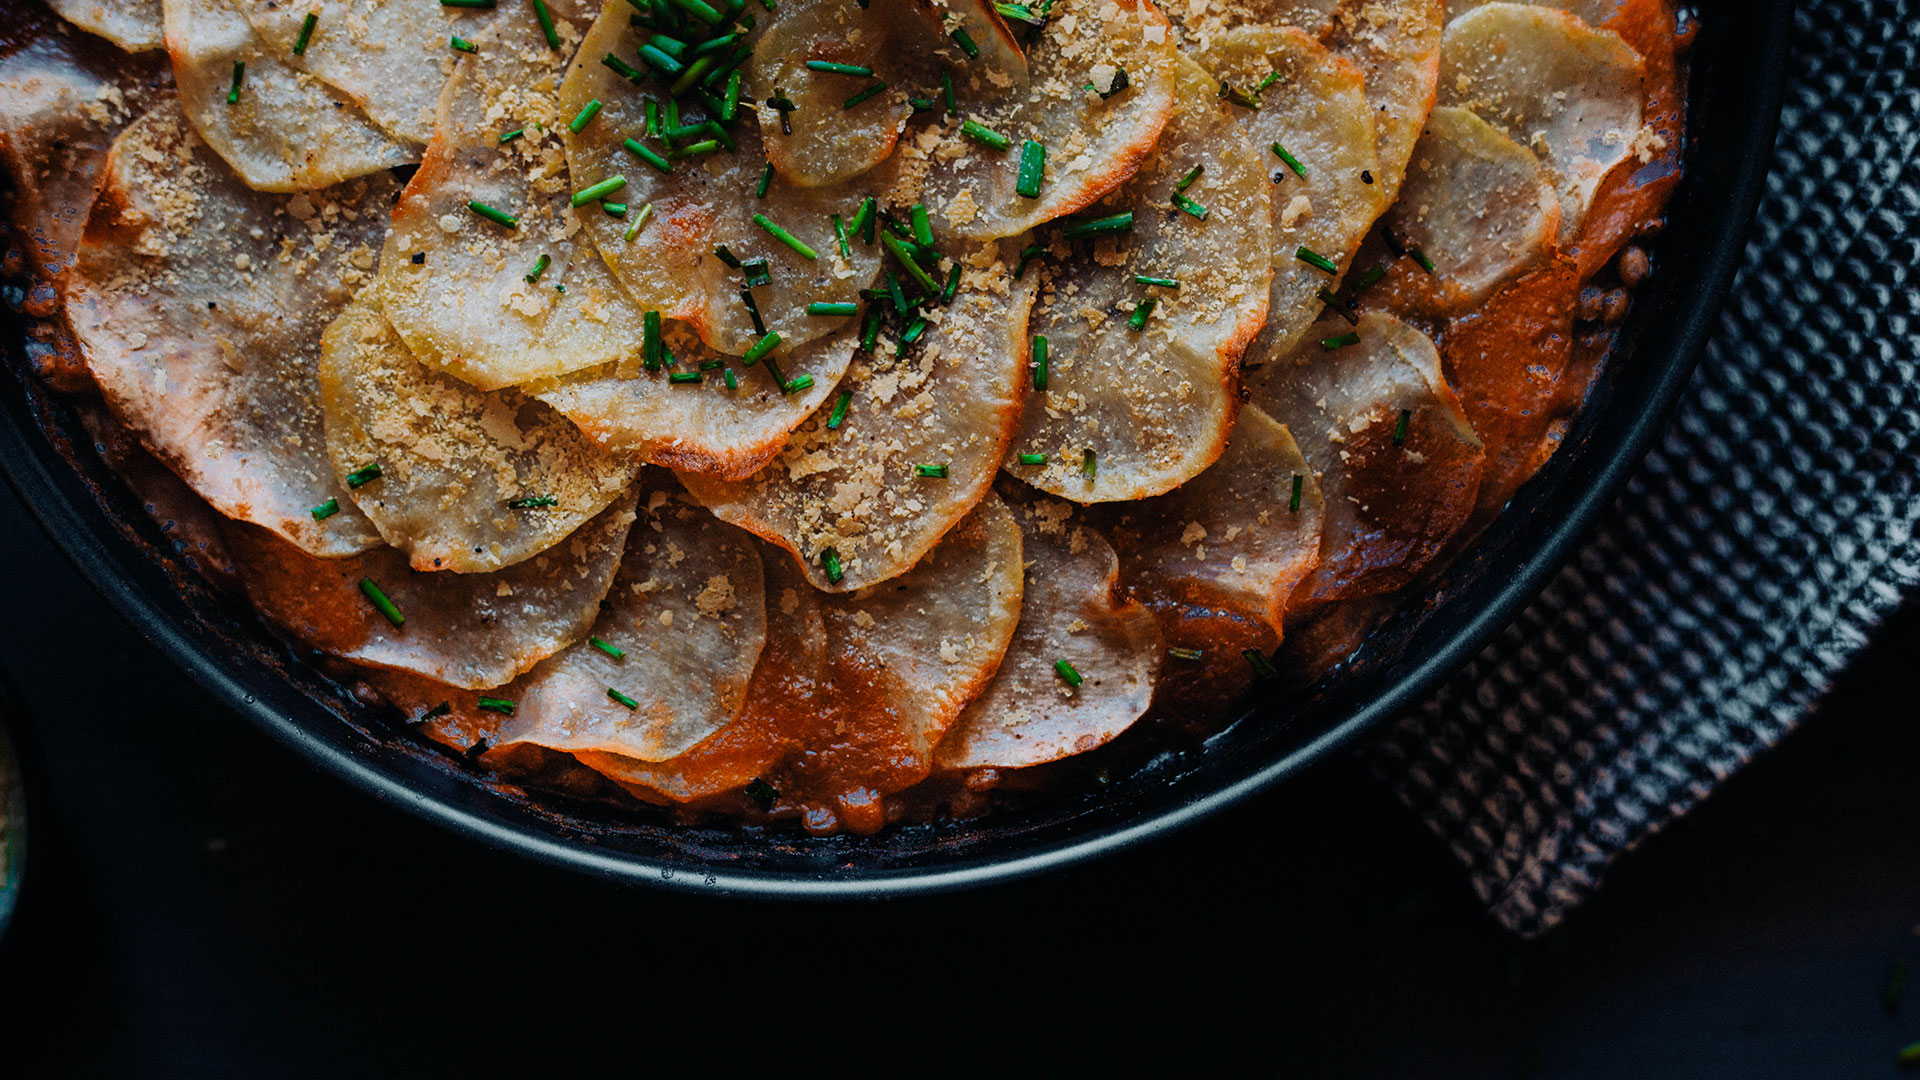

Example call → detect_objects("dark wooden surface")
1 471 1915 1077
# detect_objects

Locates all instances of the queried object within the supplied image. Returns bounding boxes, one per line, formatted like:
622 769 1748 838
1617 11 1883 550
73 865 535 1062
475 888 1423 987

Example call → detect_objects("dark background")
0 463 1915 1076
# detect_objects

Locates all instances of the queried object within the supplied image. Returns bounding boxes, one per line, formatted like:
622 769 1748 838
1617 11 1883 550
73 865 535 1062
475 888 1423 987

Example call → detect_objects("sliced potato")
582 494 1023 832
680 240 1036 592
1113 404 1325 634
556 1 882 358
319 294 640 573
1323 0 1445 205
937 491 1161 770
1163 0 1340 47
1246 311 1483 609
1387 105 1561 311
67 98 391 557
1446 0 1627 25
1004 51 1270 503
1439 2 1644 242
49 0 165 52
162 0 412 191
501 486 767 762
372 13 652 391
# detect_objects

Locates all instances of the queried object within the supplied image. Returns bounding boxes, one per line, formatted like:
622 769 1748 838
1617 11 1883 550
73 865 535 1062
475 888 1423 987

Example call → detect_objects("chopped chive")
1062 212 1133 239
886 271 910 314
820 546 844 584
724 367 739 389
941 69 956 113
910 203 934 247
960 119 1012 150
767 89 795 134
449 35 478 53
1382 229 1408 258
226 61 245 104
744 777 778 809
590 635 625 659
1174 164 1202 192
827 389 853 429
995 2 1041 22
524 254 551 284
1393 409 1412 445
1032 334 1049 390
603 53 645 82
1017 453 1047 465
1136 275 1180 289
643 310 663 369
1016 140 1047 199
807 301 858 317
783 373 815 393
1289 473 1303 512
1320 331 1360 350
624 202 654 241
896 316 928 354
1169 646 1204 661
1015 244 1046 279
506 495 558 509
1353 265 1387 292
843 81 888 109
568 99 604 133
1219 80 1260 109
532 0 561 48
666 138 720 158
358 578 405 628
1243 648 1278 679
848 196 876 244
1409 248 1437 274
292 12 318 55
1318 287 1358 325
914 463 950 478
1170 193 1209 220
749 163 772 201
950 28 980 58
743 331 781 366
309 497 339 521
1295 246 1338 274
669 371 702 384
807 60 874 76
760 351 786 389
637 43 685 76
417 703 451 723
908 96 936 111
603 201 628 217
1271 142 1307 178
721 69 743 119
881 231 939 293
741 288 766 333
345 463 383 488
940 263 961 305
741 259 772 288
1081 448 1096 481
752 213 819 260
670 55 718 96
714 245 742 269
860 306 883 351
607 687 640 710
1256 70 1282 92
831 214 850 257
499 127 524 143
571 174 627 206
1053 659 1083 687
690 30 745 57
1127 298 1156 330
665 0 725 26
467 200 519 229
476 697 515 716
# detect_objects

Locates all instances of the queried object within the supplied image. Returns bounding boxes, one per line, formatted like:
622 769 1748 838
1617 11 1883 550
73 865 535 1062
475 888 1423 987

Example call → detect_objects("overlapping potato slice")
66 98 391 557
532 320 854 481
319 294 640 573
161 0 412 191
372 14 651 391
1386 105 1561 311
556 1 881 358
1199 24 1385 359
582 494 1023 831
1003 52 1269 503
1322 0 1444 204
231 0 589 148
1445 0 1626 25
223 491 637 690
1439 2 1644 243
1246 311 1483 609
48 0 164 52
1163 0 1340 47
937 492 1161 770
899 0 1182 241
748 0 1024 189
681 240 1035 591
1112 404 1325 633
500 486 767 762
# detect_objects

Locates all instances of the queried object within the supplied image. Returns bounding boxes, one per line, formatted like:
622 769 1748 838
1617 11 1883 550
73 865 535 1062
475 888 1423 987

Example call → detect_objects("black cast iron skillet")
0 0 1792 896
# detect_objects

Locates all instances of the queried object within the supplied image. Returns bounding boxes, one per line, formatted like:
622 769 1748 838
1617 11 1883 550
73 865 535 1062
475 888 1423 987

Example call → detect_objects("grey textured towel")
1370 0 1920 938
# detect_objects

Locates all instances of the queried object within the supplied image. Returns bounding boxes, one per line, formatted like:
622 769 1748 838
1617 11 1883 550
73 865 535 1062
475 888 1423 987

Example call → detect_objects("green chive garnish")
807 301 858 316
624 202 654 241
669 371 703 384
1128 298 1156 330
1016 140 1046 199
226 61 245 104
807 60 874 76
752 162 773 200
449 35 478 53
743 331 781 366
724 367 739 389
910 203 934 247
950 28 980 58
1409 248 1437 274
1353 265 1387 292
666 0 726 26
1318 287 1358 325
359 578 404 628
568 99 603 133
745 778 778 809
820 546 844 584
881 231 939 293
1169 647 1204 661
292 12 318 55
607 687 640 710
667 138 720 159
714 245 742 269
740 288 767 333
843 82 888 109
603 53 645 82
914 463 949 478
1219 81 1260 109
1032 334 1049 390
643 310 663 369
532 0 561 48
590 635 625 659
860 306 882 351
832 213 850 257
637 43 684 76
1320 332 1360 350
940 263 961 305
1015 244 1045 280
1393 409 1412 445
783 373 815 393
309 498 339 521
960 119 1012 150
603 201 628 218
506 495 558 509
1256 71 1282 92
942 69 956 113
1244 648 1278 679
827 389 853 429
418 703 451 723
741 259 772 288
848 196 876 243
1081 448 1096 481
1174 164 1202 192
525 253 550 284
1271 142 1307 178
1295 246 1338 274
571 175 627 207
1053 659 1083 688
752 213 819 260
345 463 383 488
1289 473 1303 512
1136 275 1179 288
499 128 524 143
1171 193 1208 220
476 697 515 716
896 317 927 354
467 200 518 229
1017 453 1047 465
1062 212 1132 239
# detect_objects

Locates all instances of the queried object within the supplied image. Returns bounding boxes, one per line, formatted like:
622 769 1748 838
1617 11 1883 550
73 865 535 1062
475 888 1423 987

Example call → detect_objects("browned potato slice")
580 494 1023 833
1003 51 1270 503
67 98 392 557
162 0 412 191
319 294 640 573
501 486 767 762
1439 2 1644 242
556 0 882 357
1246 311 1484 609
937 492 1161 770
680 241 1036 592
49 0 164 52
1323 0 1445 204
372 13 652 391
1112 404 1325 634
225 490 637 690
532 320 855 481
1446 0 1627 25
1387 105 1561 311
1164 0 1340 47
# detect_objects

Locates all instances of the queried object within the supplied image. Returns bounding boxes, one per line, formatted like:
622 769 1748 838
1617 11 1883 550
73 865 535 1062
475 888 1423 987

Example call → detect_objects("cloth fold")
1371 0 1920 938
